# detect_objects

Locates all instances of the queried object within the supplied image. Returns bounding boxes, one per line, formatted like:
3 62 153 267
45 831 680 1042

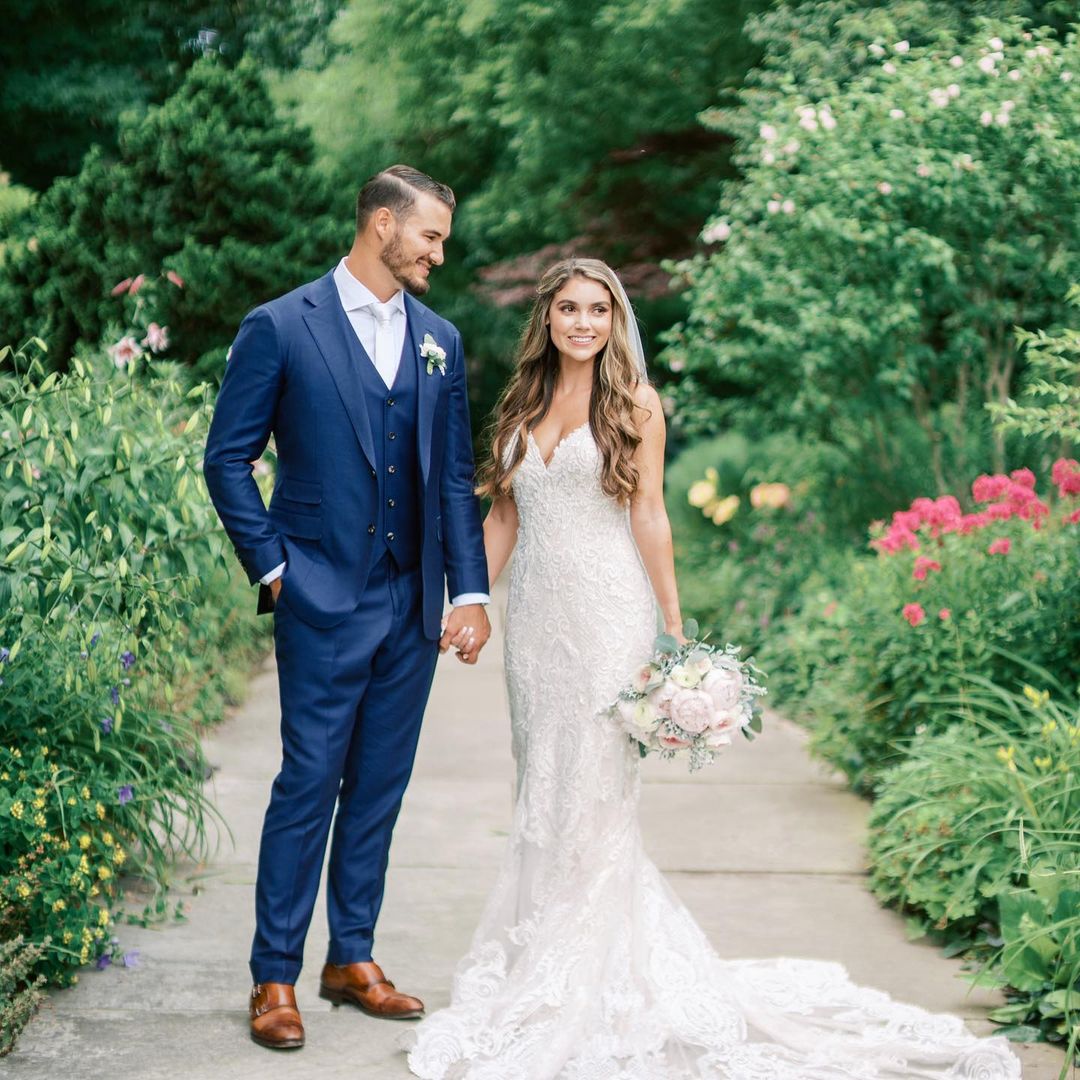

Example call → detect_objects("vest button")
388 431 397 440
367 524 375 535
386 532 395 541
388 499 396 508
388 465 396 474
387 398 395 407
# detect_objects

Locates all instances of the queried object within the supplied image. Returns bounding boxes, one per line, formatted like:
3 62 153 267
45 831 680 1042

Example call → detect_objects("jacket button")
388 465 396 474
388 498 396 508
387 398 395 407
370 468 376 478
388 431 397 440
367 524 375 535
386 532 395 541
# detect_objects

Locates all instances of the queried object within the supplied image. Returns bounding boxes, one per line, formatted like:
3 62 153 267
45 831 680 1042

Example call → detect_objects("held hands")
270 578 283 603
439 604 491 665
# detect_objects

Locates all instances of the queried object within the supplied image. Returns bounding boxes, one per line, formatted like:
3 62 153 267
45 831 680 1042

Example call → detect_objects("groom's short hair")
356 165 456 232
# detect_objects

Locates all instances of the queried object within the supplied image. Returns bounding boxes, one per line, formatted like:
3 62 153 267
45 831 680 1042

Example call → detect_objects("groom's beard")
381 233 431 296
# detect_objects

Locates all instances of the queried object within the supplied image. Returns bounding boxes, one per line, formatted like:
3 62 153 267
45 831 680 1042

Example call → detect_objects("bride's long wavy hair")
477 258 646 504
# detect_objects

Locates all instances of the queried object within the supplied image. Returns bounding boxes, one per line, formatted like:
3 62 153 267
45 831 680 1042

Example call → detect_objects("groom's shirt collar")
333 258 406 317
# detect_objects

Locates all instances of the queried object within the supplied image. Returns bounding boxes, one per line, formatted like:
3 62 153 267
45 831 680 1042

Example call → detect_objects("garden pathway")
6 583 1072 1079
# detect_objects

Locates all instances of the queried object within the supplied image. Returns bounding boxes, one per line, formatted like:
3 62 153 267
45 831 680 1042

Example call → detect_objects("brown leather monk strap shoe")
319 960 425 1020
249 982 305 1050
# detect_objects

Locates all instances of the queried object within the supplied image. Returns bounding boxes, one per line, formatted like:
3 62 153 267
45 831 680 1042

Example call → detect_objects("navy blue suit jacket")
203 269 489 638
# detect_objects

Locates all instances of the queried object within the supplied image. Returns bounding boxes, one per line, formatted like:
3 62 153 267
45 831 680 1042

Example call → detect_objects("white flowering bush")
665 19 1080 500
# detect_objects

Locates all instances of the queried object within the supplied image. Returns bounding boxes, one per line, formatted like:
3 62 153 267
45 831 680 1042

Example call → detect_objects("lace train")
406 425 1020 1079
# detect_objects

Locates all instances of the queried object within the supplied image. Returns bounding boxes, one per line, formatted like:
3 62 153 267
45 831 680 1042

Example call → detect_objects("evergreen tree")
0 57 345 376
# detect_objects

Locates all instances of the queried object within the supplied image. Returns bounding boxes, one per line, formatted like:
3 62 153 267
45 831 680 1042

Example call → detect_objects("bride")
406 258 1020 1079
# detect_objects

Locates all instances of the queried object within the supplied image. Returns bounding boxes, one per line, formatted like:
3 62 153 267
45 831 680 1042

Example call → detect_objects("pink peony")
1051 458 1080 497
648 682 679 718
632 663 663 693
988 537 1011 555
912 556 942 581
708 708 747 734
668 688 716 735
938 608 951 621
700 667 742 711
902 603 926 627
658 735 691 750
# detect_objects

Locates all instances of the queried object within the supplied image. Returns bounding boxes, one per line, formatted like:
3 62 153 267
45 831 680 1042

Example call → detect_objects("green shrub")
667 430 856 652
0 335 265 1005
0 936 44 1057
797 461 1080 789
868 676 1080 1051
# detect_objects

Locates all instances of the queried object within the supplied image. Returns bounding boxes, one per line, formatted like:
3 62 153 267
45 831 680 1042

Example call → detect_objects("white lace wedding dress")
406 424 1021 1079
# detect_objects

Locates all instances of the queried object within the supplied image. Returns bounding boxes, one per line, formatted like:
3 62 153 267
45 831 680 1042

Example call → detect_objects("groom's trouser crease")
250 554 438 984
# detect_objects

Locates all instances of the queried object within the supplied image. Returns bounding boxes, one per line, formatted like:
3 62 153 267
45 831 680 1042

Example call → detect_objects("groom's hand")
440 604 491 665
270 578 283 603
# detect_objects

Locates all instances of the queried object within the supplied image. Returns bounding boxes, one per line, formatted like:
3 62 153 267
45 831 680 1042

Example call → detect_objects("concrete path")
7 589 1072 1079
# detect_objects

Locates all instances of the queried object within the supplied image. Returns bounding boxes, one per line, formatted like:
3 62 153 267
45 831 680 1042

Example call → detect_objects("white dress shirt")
261 259 488 608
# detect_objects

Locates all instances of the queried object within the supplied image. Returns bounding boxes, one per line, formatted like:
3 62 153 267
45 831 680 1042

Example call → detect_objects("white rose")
632 700 660 731
670 664 701 689
631 663 662 693
615 699 639 731
669 689 715 734
701 668 742 711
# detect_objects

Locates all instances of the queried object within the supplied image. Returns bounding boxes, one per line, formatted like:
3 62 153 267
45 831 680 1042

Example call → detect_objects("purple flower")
90 633 101 649
118 785 134 805
122 949 140 968
120 651 135 670
0 647 9 663
96 954 112 970
110 686 120 706
101 716 113 735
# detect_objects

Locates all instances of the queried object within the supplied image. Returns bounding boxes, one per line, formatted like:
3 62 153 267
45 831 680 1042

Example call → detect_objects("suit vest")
336 302 423 572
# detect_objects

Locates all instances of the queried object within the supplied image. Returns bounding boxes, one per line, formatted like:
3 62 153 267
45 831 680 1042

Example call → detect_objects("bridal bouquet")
604 620 766 772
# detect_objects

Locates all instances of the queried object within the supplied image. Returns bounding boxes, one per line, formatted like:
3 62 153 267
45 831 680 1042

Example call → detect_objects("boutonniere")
420 333 447 376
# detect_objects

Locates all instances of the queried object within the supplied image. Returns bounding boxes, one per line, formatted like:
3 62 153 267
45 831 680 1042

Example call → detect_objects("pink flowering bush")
788 460 1080 790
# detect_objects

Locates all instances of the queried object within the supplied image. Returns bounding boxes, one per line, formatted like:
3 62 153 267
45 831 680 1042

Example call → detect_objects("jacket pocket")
274 476 322 505
270 509 322 540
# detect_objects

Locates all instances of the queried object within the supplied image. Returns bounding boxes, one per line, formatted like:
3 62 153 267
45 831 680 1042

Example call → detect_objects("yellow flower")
1034 755 1053 771
95 802 105 820
62 930 73 944
10 800 23 820
49 763 59 774
52 899 66 913
710 494 741 526
97 866 112 881
102 832 114 847
12 749 20 759
0 772 8 781
80 786 90 800
81 927 92 944
687 478 717 509
32 797 44 809
78 854 90 874
60 841 70 852
90 885 99 897
33 811 46 828
93 928 103 940
996 745 1018 772
79 946 89 963
749 482 792 510
98 908 110 926
112 848 126 866
1023 685 1050 708
40 747 49 756
16 882 31 899
1042 720 1058 736
78 834 91 850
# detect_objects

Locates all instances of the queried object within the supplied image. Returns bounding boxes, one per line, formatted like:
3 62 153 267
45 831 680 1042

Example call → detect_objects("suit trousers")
249 553 439 984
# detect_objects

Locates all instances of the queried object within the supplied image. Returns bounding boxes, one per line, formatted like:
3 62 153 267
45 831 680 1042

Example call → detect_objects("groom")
203 165 491 1050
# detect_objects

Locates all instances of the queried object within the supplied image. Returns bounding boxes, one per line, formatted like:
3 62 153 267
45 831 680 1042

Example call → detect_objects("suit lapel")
406 294 440 487
302 273 377 472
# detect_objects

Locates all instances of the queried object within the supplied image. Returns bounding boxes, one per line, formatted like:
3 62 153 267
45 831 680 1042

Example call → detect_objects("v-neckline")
529 423 590 470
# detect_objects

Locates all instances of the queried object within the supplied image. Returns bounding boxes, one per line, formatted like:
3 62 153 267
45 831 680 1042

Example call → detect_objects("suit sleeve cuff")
259 562 286 586
451 593 490 607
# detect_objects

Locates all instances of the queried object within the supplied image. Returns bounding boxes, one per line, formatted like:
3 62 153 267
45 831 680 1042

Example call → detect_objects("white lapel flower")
420 333 447 376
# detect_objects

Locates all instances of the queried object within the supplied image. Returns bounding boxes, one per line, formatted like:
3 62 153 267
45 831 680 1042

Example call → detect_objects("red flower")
166 270 185 289
902 602 926 626
1010 467 1036 490
1066 508 1080 525
912 556 942 581
972 474 1010 503
1052 458 1080 498
110 277 133 296
129 273 147 295
987 537 1011 555
938 608 951 621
